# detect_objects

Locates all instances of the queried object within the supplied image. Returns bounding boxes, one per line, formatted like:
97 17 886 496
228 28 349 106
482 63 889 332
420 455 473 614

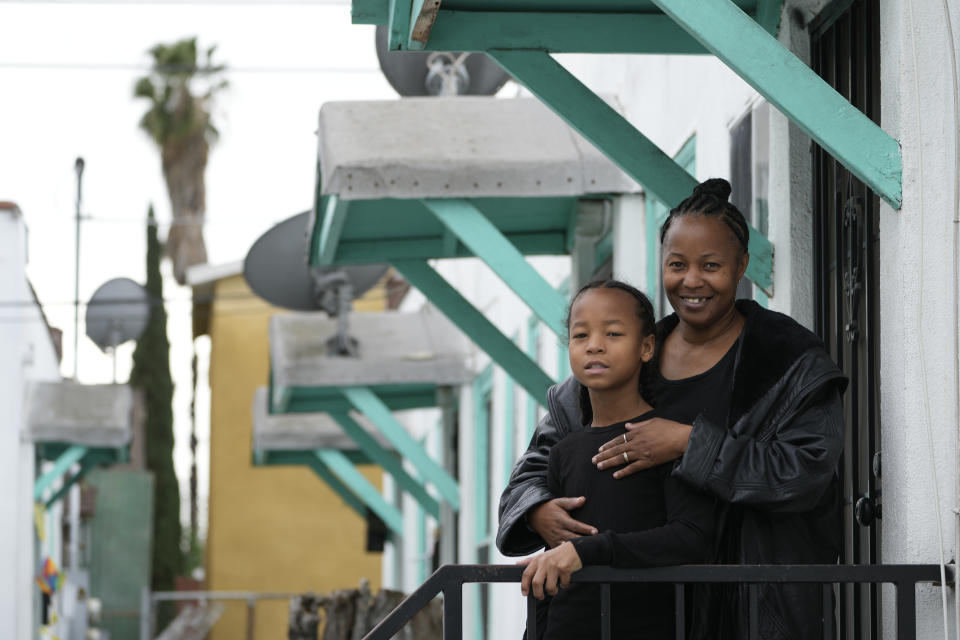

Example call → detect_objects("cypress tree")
130 206 182 629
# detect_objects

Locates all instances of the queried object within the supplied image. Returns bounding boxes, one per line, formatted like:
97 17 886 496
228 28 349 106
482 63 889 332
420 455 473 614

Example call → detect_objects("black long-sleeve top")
543 411 716 639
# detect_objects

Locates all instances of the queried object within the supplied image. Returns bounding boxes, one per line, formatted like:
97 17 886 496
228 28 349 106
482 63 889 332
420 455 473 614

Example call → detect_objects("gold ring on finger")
622 451 629 463
622 433 628 445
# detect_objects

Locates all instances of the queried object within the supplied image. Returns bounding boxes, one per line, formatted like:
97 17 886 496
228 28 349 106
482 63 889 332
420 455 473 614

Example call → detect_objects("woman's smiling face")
661 214 748 330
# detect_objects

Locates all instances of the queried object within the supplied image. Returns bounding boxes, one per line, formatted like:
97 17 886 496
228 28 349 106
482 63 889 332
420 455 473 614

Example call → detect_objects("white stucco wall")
879 0 960 636
0 205 63 640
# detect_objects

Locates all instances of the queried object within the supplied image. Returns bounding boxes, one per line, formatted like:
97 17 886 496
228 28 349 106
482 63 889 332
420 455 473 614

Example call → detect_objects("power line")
0 61 380 74
1 0 350 4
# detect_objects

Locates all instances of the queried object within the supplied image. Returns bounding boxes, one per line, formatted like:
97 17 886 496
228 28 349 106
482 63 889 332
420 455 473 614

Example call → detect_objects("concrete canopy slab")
270 308 472 393
316 96 638 201
251 387 390 452
24 382 132 448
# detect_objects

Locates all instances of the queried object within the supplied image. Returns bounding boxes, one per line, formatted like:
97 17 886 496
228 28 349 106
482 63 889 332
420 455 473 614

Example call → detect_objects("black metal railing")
361 564 953 640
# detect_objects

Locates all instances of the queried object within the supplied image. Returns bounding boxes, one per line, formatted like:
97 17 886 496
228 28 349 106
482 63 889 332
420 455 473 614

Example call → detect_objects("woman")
500 178 846 639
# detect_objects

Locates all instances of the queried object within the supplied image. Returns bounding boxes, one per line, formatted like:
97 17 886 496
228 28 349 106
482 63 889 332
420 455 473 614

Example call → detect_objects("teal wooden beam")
42 450 113 509
755 0 785 35
314 195 349 267
391 259 555 403
330 411 442 518
314 449 404 535
651 0 901 208
353 0 389 24
415 11 707 54
302 451 376 523
488 50 695 208
747 224 773 294
335 232 566 264
34 445 87 501
387 0 413 50
422 199 568 338
342 386 460 509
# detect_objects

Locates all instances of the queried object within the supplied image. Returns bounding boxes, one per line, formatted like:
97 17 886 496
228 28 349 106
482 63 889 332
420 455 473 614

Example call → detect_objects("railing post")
442 580 462 640
526 595 538 640
895 581 916 640
674 584 685 640
246 596 256 640
600 583 611 640
822 584 834 640
748 584 759 640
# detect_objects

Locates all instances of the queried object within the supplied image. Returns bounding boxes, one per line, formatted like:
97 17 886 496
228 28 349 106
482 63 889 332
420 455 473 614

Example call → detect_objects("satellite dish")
85 277 150 353
375 25 510 97
243 211 389 356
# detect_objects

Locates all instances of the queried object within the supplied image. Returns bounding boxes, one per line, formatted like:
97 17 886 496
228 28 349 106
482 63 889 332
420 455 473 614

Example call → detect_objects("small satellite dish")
243 211 389 356
85 277 150 353
375 25 510 97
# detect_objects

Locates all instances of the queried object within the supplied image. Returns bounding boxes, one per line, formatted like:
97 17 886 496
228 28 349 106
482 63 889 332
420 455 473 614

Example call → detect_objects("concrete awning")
317 96 638 201
270 308 471 413
26 382 132 508
252 387 390 453
24 382 132 448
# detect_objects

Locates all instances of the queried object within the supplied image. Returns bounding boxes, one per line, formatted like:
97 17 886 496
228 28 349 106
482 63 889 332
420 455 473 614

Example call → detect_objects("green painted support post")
342 386 460 509
302 451 376 522
34 445 87 501
315 195 350 266
330 411 442 518
651 0 901 209
392 259 555 403
755 0 785 35
422 199 568 338
487 50 696 208
314 449 405 535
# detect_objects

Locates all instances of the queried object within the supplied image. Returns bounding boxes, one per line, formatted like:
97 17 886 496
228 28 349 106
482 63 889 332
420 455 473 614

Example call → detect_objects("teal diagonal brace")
483 53 775 291
342 386 460 509
422 199 568 338
302 451 374 522
34 445 87 501
488 49 697 208
314 195 350 266
650 0 901 209
43 449 115 509
314 449 404 535
392 259 555 402
330 411 441 518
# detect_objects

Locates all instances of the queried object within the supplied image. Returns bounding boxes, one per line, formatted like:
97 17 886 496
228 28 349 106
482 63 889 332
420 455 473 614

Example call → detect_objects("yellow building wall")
207 274 384 640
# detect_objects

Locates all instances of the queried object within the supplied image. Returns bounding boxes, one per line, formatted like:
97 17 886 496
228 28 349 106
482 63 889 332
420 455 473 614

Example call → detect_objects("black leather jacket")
497 300 847 639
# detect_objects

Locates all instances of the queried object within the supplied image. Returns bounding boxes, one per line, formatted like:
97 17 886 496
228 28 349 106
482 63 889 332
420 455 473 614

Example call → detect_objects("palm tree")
134 38 227 284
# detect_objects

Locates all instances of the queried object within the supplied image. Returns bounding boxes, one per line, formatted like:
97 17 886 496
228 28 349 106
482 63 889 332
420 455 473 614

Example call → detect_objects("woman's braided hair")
659 178 750 257
565 280 657 426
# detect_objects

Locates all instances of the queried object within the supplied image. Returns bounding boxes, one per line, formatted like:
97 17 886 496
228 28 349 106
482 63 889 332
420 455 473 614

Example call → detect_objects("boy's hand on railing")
528 497 598 548
518 541 584 600
592 418 692 478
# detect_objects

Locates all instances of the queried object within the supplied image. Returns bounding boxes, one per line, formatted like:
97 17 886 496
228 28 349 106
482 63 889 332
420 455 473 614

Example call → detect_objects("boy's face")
568 288 654 394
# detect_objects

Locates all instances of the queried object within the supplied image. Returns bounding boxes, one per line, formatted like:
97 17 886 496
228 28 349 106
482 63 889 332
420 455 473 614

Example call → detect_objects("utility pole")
73 157 84 381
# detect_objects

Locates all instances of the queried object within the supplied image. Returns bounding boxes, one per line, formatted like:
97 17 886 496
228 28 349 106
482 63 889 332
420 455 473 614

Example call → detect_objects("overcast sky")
0 0 403 534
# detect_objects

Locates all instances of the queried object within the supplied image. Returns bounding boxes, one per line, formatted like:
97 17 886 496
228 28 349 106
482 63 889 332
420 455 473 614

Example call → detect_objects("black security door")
810 1 882 638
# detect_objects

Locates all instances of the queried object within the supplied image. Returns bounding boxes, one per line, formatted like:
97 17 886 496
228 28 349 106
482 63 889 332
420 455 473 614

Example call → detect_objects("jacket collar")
655 300 827 424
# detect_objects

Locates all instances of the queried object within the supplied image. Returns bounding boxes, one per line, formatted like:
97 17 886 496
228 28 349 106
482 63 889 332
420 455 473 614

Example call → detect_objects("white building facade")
0 203 65 639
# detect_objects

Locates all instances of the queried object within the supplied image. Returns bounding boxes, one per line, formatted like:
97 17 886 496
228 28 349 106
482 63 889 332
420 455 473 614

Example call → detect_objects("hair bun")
693 178 732 202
